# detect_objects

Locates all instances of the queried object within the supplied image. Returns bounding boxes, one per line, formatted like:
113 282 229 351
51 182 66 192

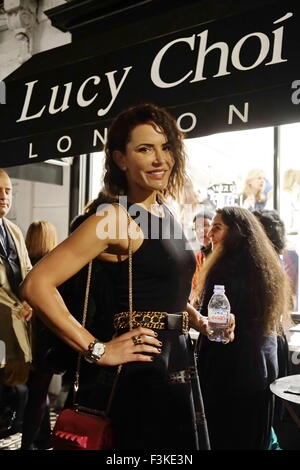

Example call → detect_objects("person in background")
253 210 286 260
20 103 228 450
241 169 271 211
253 209 297 309
253 209 292 450
25 221 57 265
280 171 300 310
0 169 32 437
190 208 214 308
282 169 300 234
196 206 291 450
21 220 58 450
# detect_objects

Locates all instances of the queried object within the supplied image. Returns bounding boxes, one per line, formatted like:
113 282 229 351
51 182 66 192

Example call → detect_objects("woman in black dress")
20 103 224 449
196 206 291 449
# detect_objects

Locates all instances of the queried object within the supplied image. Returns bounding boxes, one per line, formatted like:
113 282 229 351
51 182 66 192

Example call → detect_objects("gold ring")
132 335 142 346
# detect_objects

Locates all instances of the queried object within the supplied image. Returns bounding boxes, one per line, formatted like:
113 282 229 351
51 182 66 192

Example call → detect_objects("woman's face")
208 213 229 250
116 123 174 196
194 217 211 247
249 174 265 193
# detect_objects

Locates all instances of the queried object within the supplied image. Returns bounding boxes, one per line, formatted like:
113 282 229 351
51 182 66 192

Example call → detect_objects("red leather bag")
51 263 118 451
51 406 115 450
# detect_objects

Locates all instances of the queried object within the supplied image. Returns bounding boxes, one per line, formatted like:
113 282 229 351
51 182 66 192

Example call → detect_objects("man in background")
0 169 32 437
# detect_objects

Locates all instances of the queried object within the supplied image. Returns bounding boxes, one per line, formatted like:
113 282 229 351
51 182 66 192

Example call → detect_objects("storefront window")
279 123 300 312
181 127 274 247
89 151 105 201
185 127 274 212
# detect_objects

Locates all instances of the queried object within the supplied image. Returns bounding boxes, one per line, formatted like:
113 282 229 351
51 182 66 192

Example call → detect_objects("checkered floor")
0 411 57 450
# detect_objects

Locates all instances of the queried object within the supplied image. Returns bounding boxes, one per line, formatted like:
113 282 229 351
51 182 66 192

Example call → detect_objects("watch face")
93 342 105 357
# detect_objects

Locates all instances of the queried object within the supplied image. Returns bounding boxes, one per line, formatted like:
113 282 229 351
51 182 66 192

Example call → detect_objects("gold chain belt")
113 310 189 334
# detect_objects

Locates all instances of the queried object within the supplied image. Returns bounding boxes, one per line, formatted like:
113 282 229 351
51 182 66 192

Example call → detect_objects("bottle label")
208 311 228 324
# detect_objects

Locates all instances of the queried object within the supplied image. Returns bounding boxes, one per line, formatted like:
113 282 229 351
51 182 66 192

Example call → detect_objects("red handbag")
51 406 115 450
51 262 121 451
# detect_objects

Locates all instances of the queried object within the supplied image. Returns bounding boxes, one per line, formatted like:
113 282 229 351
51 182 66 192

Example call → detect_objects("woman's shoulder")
81 202 128 225
65 203 129 254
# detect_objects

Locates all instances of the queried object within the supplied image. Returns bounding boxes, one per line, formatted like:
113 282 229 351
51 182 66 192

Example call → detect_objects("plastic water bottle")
207 285 231 343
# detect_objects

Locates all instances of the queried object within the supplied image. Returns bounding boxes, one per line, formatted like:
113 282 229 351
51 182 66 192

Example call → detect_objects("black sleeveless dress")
76 203 210 450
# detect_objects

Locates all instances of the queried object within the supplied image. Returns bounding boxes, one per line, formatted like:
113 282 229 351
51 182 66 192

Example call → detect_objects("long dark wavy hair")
198 206 291 336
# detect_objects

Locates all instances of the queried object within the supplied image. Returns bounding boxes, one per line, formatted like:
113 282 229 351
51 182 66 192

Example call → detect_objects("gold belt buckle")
132 311 167 330
114 310 189 333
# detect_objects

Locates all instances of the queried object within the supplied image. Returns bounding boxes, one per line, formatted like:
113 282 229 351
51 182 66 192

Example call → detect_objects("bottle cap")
214 284 225 293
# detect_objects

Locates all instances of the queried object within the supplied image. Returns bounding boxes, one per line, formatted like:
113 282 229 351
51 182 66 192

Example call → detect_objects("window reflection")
184 127 274 212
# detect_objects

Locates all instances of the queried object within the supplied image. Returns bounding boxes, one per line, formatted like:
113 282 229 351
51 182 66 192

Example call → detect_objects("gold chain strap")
73 261 93 405
127 212 133 330
107 209 132 414
73 206 133 410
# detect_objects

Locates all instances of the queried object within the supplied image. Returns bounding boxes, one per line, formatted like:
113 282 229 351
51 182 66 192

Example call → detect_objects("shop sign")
0 1 300 166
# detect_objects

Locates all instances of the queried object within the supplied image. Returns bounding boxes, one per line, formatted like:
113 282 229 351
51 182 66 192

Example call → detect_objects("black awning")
1 0 300 167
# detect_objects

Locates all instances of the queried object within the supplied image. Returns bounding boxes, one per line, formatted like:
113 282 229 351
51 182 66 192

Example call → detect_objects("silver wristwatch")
84 339 106 364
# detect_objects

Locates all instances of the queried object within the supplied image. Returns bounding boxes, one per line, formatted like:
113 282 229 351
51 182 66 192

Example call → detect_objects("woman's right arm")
20 206 161 365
